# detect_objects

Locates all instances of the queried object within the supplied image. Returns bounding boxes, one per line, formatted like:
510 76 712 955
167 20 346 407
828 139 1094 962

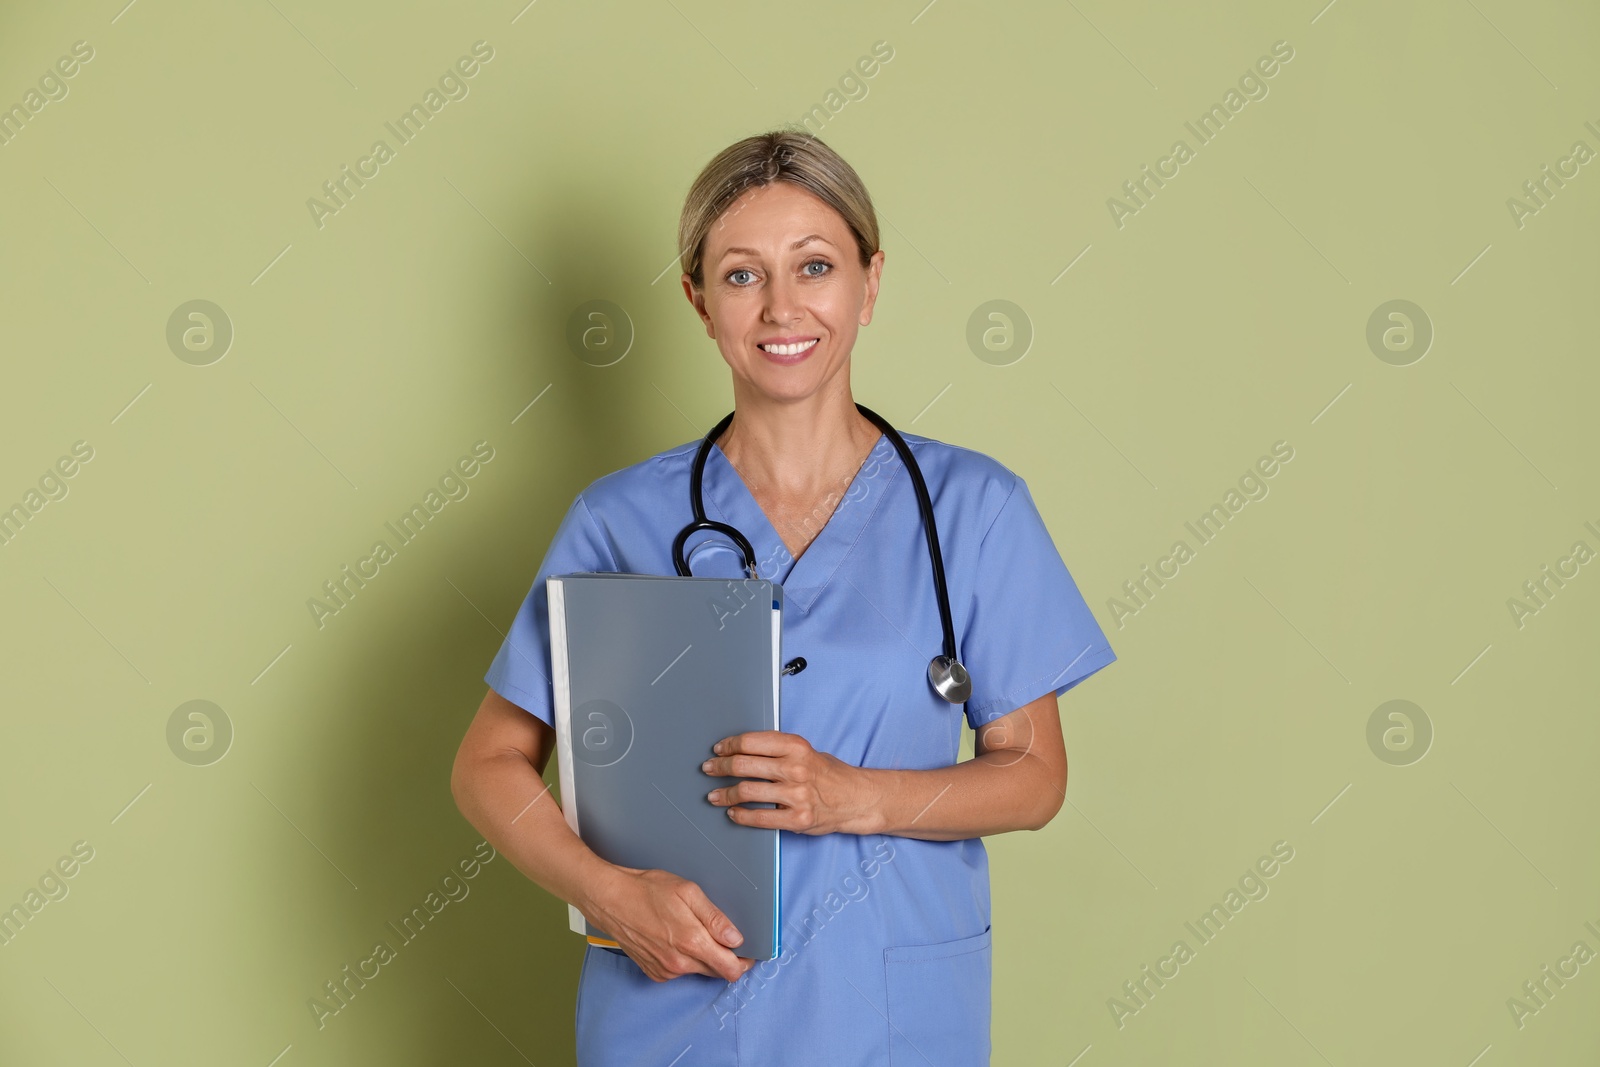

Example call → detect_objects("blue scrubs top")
484 428 1116 1066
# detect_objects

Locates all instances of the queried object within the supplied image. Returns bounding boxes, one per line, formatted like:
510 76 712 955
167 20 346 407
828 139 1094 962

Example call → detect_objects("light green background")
2 0 1597 1064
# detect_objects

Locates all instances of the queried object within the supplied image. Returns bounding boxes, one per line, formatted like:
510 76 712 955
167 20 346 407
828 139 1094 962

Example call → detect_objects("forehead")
705 182 850 257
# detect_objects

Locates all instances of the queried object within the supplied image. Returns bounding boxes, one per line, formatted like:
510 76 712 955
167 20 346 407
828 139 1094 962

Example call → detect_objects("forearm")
851 750 1063 841
452 750 618 916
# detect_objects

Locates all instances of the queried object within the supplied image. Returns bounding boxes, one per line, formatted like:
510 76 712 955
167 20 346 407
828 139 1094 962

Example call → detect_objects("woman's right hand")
583 864 758 983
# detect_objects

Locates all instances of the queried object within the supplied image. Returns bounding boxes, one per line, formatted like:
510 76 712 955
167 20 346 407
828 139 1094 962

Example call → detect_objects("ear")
858 249 886 327
681 273 715 337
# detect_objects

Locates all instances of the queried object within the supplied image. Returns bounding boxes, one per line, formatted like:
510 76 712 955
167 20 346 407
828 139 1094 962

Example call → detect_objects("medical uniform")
484 428 1116 1066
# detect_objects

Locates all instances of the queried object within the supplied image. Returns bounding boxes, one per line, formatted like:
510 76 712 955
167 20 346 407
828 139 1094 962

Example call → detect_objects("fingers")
707 777 829 832
678 888 749 983
709 779 783 807
628 928 742 984
646 946 758 984
732 805 783 827
607 870 764 983
710 730 807 758
703 752 777 781
708 779 827 832
722 798 806 831
681 881 744 951
706 945 751 983
656 937 746 983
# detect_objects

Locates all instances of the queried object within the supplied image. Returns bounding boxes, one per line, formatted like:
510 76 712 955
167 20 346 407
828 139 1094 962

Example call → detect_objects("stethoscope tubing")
672 408 757 580
856 404 960 671
672 403 960 671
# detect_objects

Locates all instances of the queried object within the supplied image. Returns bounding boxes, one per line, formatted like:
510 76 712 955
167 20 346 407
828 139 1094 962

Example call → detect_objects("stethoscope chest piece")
929 655 972 704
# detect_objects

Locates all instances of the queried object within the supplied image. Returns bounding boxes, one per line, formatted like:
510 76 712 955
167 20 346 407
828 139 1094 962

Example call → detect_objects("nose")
763 271 803 325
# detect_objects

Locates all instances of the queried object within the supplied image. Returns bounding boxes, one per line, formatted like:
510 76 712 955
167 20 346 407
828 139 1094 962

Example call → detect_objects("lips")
757 338 819 357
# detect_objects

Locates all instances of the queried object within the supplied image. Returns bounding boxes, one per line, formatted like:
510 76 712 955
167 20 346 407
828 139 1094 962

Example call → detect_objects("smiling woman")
673 136 891 562
451 128 1118 1066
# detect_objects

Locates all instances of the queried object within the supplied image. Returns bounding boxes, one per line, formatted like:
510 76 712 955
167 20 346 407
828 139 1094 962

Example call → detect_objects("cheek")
820 313 861 348
702 304 740 347
818 285 865 328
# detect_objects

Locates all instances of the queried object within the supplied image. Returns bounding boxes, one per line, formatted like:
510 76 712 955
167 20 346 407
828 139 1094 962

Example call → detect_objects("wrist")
573 857 628 920
848 766 889 836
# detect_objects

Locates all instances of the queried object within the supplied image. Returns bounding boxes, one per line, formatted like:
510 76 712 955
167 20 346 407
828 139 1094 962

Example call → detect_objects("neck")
716 376 880 496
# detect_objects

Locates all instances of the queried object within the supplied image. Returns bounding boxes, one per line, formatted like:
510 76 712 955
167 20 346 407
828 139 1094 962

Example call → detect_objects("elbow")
449 743 477 814
1026 804 1061 833
1027 771 1068 831
449 761 467 815
1024 807 1057 832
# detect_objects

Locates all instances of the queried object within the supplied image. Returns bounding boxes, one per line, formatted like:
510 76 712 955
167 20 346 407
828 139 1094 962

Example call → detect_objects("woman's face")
683 181 884 406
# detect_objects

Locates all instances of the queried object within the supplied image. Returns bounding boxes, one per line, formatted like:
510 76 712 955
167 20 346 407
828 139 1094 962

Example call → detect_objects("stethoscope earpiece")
676 403 973 706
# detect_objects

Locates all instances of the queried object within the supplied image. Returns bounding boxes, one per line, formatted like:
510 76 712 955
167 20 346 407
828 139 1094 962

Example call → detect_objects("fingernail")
701 759 713 772
714 741 724 754
726 928 743 946
706 790 718 802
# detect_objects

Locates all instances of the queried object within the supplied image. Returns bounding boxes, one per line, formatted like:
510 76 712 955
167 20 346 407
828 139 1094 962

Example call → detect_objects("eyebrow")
716 234 834 262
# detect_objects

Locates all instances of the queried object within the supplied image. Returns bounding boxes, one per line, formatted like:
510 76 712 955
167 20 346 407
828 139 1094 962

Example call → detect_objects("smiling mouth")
757 339 819 356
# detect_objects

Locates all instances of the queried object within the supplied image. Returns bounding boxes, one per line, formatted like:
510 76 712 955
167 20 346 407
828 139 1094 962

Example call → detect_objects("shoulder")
895 430 1018 488
570 437 703 518
892 431 1023 537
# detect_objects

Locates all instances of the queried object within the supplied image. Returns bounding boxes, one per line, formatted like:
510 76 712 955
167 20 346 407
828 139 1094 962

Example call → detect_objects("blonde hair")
677 127 879 290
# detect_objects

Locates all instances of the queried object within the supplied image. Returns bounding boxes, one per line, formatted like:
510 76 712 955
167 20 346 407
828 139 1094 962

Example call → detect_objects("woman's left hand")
701 731 876 836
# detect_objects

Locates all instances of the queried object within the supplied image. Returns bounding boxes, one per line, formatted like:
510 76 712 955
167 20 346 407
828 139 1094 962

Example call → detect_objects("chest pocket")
884 925 993 1065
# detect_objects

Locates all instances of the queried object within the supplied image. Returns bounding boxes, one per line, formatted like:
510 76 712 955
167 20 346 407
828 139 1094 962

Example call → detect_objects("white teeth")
759 339 818 356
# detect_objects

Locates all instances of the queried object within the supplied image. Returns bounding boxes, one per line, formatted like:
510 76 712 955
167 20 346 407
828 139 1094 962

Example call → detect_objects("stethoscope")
671 402 973 705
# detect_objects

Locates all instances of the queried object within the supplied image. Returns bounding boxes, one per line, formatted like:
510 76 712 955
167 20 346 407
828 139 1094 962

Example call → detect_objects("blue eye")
726 259 831 286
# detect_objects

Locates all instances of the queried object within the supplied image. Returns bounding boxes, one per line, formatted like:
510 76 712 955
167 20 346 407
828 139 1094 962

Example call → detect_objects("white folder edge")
546 577 587 936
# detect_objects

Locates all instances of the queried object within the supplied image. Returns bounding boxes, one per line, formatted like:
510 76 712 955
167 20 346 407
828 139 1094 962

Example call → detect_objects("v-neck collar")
703 431 902 614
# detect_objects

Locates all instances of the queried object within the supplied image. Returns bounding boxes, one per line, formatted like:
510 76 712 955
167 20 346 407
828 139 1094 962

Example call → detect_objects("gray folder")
548 572 783 960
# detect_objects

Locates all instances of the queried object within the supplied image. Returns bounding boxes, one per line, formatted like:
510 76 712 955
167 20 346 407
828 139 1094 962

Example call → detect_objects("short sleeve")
960 474 1116 730
483 492 618 728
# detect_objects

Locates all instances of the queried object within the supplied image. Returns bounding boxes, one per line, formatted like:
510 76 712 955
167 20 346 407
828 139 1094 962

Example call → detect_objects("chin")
748 371 826 402
756 379 822 402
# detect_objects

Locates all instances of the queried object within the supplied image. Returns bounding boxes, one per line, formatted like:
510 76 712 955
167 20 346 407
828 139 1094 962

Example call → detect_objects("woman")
451 129 1116 1065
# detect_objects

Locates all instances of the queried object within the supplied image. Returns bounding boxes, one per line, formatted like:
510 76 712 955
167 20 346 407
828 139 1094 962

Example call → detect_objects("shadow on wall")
300 168 697 1064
